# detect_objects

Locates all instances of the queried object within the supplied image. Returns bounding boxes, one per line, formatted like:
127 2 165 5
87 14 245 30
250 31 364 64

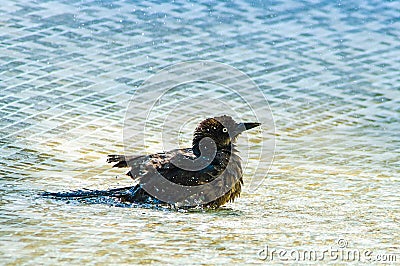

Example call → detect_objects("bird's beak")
243 122 261 131
232 122 261 136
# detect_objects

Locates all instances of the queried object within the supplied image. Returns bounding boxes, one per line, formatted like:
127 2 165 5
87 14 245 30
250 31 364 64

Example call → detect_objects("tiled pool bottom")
1 0 399 264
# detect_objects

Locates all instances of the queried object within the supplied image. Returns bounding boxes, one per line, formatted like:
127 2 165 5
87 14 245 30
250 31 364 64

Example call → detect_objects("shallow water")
1 0 399 264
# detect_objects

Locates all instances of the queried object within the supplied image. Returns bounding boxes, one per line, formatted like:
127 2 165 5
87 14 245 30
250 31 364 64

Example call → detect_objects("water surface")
1 0 399 264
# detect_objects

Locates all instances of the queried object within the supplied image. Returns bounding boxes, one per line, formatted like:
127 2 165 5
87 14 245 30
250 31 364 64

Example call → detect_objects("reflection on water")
1 0 399 264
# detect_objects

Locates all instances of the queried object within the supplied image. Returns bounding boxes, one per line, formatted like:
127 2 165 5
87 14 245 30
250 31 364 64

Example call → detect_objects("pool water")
1 0 399 264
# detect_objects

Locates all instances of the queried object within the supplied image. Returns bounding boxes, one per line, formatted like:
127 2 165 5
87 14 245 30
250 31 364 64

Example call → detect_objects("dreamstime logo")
123 61 275 207
258 239 399 263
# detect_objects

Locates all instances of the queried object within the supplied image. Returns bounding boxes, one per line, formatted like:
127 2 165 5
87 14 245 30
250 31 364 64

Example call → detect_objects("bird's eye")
222 128 228 133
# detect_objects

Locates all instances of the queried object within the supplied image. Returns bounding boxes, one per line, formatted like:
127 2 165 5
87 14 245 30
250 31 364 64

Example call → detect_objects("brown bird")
44 115 260 209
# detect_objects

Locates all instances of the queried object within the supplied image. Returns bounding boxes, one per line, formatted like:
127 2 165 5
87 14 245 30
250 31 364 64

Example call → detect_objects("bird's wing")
106 149 241 206
145 149 224 186
107 149 199 181
108 149 222 185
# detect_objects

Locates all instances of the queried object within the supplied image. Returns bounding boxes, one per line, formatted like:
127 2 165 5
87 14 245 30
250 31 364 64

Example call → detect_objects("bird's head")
192 115 260 155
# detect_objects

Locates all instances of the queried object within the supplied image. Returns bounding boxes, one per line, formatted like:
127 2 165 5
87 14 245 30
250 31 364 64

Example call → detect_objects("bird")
43 115 260 209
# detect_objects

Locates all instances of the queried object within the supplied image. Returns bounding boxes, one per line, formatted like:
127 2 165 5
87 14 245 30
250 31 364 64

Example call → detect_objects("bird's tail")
42 185 162 206
42 186 134 200
107 154 128 168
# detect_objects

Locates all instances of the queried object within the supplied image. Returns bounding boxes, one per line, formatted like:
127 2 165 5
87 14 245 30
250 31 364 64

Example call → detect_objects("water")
1 0 399 264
